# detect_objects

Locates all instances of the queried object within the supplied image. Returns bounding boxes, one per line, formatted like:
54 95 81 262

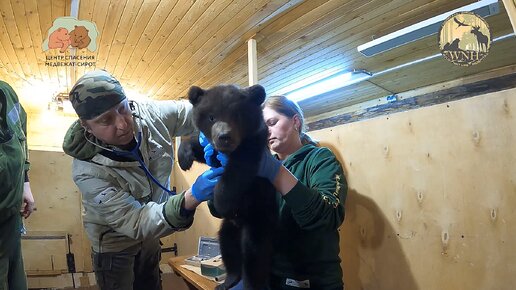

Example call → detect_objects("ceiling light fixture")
357 0 500 57
283 69 373 102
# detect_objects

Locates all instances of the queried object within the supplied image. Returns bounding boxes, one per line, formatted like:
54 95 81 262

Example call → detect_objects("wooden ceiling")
1 0 515 122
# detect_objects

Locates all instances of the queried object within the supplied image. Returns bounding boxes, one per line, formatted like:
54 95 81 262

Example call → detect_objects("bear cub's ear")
188 86 205 105
246 84 266 105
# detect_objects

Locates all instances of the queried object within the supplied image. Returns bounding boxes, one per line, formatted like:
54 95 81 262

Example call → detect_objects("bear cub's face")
188 84 266 154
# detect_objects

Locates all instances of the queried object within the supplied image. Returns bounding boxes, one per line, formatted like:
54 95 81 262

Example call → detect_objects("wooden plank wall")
162 159 222 258
26 112 76 151
171 87 516 290
21 150 93 288
21 148 195 289
311 87 515 290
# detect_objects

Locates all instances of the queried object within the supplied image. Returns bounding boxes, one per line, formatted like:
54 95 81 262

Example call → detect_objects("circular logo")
438 12 491 66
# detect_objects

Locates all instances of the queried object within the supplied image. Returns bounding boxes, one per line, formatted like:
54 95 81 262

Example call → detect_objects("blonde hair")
262 95 318 146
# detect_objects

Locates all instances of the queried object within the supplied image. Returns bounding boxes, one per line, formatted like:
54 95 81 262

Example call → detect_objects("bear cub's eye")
209 115 215 122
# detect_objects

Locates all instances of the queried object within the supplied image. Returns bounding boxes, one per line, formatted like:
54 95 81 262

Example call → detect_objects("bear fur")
178 84 278 290
69 25 91 49
48 27 71 53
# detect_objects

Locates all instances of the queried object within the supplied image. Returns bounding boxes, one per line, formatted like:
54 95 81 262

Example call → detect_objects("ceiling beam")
69 0 80 88
502 0 516 35
247 39 258 86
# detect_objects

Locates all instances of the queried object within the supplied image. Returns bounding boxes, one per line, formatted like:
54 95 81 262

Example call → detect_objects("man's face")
82 99 134 146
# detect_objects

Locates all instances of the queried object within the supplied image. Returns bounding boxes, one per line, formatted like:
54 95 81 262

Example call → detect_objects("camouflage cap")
69 70 126 120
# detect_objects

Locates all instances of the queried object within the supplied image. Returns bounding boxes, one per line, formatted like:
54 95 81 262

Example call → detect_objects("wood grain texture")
0 0 513 149
174 87 516 290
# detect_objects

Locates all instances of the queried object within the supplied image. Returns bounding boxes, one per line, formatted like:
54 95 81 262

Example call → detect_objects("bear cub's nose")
217 133 231 143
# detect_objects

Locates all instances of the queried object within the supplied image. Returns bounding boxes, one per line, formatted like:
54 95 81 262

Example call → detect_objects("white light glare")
285 70 372 102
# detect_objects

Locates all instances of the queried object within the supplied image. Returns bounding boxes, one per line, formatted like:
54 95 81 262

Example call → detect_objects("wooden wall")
22 149 208 289
162 155 222 258
25 111 76 151
171 87 516 290
22 86 515 289
21 150 93 288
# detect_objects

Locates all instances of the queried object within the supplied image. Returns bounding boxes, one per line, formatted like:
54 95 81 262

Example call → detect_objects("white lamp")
357 0 500 57
282 69 372 102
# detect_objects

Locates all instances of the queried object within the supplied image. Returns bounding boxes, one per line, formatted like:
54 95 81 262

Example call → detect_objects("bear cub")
178 84 278 290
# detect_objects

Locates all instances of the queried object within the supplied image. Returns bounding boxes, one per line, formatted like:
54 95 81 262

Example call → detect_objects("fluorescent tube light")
273 68 344 96
284 69 372 102
357 0 499 57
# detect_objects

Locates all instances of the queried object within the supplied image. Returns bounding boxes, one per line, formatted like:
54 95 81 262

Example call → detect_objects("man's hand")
20 182 35 219
191 167 225 202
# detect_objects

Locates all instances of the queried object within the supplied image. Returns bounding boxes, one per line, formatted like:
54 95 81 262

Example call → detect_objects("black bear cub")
178 84 278 290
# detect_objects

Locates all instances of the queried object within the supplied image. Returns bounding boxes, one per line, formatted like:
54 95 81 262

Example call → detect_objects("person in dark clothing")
262 95 347 290
0 81 36 290
214 95 347 290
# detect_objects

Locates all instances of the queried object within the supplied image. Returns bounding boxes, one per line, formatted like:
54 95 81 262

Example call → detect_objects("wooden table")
168 256 218 290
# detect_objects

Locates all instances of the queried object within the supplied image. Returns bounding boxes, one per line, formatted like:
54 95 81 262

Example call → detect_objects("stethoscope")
111 131 175 196
85 100 175 196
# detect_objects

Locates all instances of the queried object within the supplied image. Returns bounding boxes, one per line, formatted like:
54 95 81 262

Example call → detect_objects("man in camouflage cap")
62 70 224 290
69 69 126 120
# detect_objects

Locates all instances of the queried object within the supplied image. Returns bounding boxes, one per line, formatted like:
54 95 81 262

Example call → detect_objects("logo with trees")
438 12 491 66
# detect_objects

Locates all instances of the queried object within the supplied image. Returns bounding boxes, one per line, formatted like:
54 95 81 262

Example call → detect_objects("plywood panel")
23 150 90 273
164 159 221 257
309 87 516 290
178 87 516 289
27 111 77 151
22 235 68 273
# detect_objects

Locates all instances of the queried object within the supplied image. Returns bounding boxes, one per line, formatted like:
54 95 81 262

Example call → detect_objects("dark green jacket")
272 144 347 289
0 81 29 224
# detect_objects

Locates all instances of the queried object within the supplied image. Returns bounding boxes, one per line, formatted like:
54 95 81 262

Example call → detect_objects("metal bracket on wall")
162 242 178 256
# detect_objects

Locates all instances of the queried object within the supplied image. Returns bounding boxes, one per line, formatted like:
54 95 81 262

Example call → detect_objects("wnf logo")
443 50 486 64
439 12 491 66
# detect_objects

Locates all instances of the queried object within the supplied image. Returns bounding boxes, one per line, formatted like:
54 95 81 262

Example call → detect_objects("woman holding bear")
262 95 348 290
225 95 347 290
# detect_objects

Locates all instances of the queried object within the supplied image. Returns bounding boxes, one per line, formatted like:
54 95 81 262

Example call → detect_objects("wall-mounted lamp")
281 69 373 102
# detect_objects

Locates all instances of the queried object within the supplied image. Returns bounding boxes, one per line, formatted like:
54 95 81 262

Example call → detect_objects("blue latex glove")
216 152 229 166
203 143 217 167
200 132 218 167
201 132 229 167
191 167 225 202
257 149 282 183
199 131 210 147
